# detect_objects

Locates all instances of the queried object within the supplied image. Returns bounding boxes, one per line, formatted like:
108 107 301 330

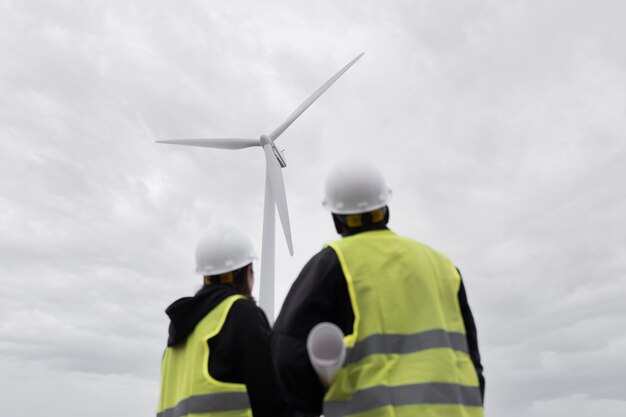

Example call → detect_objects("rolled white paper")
306 322 346 387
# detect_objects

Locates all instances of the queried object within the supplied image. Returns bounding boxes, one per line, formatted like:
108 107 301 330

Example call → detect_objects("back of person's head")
195 225 257 296
322 159 392 236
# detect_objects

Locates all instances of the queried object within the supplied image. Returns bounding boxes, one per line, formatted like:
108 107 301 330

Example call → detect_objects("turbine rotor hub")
260 134 272 146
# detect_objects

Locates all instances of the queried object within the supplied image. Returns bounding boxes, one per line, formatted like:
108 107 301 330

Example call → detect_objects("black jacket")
271 231 485 416
164 284 294 417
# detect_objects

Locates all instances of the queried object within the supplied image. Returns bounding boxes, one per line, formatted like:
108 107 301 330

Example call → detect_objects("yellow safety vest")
324 230 483 417
157 294 252 417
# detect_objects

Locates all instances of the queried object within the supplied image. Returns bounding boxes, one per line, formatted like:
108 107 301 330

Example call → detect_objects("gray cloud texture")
1 1 625 416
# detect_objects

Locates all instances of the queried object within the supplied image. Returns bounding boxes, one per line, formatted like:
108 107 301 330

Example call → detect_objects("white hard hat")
195 226 257 276
322 159 392 214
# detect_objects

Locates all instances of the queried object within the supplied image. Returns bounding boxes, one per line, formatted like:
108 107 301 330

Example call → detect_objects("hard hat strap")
333 207 389 237
204 272 234 286
371 208 385 223
337 207 387 228
346 214 363 228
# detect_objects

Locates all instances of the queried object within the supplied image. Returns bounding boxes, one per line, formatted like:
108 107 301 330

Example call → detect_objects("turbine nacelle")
260 134 287 168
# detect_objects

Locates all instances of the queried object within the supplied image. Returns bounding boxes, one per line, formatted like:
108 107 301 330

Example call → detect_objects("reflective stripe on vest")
157 294 252 417
157 392 251 417
345 329 470 365
324 230 483 417
325 382 483 417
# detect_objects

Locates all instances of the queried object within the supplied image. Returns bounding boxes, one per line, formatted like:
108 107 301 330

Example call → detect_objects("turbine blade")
156 138 259 150
259 172 276 322
262 143 294 256
269 52 364 141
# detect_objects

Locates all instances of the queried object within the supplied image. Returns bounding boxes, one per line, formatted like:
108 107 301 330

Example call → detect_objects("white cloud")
0 359 158 417
1 1 625 416
521 394 626 417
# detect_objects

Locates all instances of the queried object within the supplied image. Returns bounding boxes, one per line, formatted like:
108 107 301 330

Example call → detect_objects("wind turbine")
157 53 364 320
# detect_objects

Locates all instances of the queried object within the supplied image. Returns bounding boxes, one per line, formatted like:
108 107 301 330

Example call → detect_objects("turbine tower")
157 53 364 320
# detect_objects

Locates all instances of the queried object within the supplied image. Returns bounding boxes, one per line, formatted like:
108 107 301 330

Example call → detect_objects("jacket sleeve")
457 272 486 402
213 299 296 417
271 247 353 416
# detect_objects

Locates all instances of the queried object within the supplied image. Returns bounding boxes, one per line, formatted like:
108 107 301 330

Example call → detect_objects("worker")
271 160 485 417
157 226 295 417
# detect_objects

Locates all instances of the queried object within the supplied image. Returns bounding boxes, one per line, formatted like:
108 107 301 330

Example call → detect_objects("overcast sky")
1 1 625 416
